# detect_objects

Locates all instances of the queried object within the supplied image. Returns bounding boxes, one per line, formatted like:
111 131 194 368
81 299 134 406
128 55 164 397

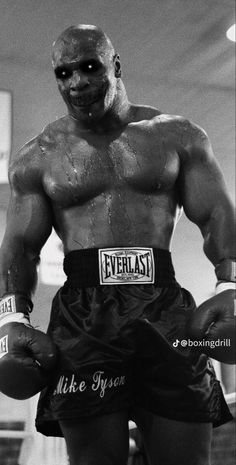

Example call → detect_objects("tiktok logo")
173 339 180 347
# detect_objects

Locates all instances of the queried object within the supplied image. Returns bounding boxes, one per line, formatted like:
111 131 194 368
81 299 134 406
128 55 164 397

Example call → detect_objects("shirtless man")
0 25 235 465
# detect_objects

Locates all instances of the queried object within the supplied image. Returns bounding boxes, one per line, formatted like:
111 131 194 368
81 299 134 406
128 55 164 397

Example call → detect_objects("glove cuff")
0 294 33 325
0 312 30 328
215 281 236 294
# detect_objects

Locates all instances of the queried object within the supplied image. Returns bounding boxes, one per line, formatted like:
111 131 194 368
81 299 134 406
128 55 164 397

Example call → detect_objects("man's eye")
81 61 101 73
55 69 72 80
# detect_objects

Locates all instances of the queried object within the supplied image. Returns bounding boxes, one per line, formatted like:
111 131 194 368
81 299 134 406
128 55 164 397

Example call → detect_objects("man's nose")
70 71 89 92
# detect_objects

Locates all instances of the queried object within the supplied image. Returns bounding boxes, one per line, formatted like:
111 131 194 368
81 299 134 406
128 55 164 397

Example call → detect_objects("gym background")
0 1 235 464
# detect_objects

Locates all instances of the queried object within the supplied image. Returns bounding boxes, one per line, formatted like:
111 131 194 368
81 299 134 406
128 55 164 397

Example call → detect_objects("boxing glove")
188 289 235 364
0 294 58 399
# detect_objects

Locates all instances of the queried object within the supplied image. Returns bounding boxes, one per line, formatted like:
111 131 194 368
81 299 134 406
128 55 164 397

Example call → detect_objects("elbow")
22 242 41 267
24 248 41 267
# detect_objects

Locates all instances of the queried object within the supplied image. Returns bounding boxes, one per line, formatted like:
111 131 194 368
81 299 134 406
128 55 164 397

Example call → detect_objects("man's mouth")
70 89 105 107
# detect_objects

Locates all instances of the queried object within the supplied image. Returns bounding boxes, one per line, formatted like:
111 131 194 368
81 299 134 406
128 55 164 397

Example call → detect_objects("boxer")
0 24 235 465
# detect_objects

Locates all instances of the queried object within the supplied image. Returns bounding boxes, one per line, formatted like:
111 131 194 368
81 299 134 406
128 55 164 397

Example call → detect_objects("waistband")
63 247 178 287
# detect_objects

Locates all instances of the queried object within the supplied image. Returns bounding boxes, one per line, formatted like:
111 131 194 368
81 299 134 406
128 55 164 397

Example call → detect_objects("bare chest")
42 126 180 206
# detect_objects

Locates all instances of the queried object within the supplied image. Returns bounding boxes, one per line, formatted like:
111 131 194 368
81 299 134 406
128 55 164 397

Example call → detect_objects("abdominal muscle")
52 187 180 253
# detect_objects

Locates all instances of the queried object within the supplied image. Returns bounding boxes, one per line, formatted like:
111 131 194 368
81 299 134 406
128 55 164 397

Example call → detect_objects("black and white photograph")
0 1 235 464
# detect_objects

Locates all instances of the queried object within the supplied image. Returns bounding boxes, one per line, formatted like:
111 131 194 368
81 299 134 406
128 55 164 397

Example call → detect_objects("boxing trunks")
36 248 232 436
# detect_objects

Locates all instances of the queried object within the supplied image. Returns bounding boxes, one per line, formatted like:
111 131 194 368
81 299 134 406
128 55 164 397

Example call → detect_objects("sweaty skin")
0 25 234 299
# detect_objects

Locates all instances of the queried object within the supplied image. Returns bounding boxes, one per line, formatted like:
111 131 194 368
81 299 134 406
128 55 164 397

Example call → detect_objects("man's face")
52 34 119 121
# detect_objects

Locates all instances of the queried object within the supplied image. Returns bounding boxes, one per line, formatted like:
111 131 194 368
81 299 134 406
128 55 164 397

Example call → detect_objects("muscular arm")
179 121 235 266
0 143 53 300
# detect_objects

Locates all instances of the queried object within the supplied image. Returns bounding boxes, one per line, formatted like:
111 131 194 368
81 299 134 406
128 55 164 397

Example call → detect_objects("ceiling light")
226 24 236 42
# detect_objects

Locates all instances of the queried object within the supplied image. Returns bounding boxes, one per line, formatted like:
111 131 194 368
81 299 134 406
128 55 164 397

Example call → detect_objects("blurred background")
0 1 235 464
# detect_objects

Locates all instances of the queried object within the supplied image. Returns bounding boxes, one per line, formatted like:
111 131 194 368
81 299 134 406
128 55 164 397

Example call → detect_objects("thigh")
132 407 212 465
60 410 129 465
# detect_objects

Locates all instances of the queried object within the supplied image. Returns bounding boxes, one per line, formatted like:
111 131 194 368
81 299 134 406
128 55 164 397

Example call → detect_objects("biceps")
4 192 53 254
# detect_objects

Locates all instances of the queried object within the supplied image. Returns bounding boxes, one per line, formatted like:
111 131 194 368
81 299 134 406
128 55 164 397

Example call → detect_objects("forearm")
0 242 39 299
201 203 235 266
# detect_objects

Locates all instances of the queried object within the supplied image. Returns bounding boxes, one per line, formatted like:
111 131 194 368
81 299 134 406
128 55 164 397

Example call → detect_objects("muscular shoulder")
9 117 68 194
150 113 204 137
9 126 51 194
150 114 212 162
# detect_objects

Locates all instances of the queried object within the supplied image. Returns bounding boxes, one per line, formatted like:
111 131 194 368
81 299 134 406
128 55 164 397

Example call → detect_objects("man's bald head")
51 25 124 122
52 24 115 66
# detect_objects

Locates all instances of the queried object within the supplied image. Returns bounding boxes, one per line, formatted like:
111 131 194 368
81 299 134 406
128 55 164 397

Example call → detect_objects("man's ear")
114 54 121 78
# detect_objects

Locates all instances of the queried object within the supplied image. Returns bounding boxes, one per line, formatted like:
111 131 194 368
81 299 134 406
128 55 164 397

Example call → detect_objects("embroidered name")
53 374 86 395
92 371 126 398
53 371 126 398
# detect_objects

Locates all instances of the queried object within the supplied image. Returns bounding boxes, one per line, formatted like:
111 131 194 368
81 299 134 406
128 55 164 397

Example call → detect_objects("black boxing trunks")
36 248 233 436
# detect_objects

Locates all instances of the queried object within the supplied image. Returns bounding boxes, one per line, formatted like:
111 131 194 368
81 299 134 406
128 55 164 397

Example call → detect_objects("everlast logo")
99 248 155 285
0 335 8 359
0 296 16 316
